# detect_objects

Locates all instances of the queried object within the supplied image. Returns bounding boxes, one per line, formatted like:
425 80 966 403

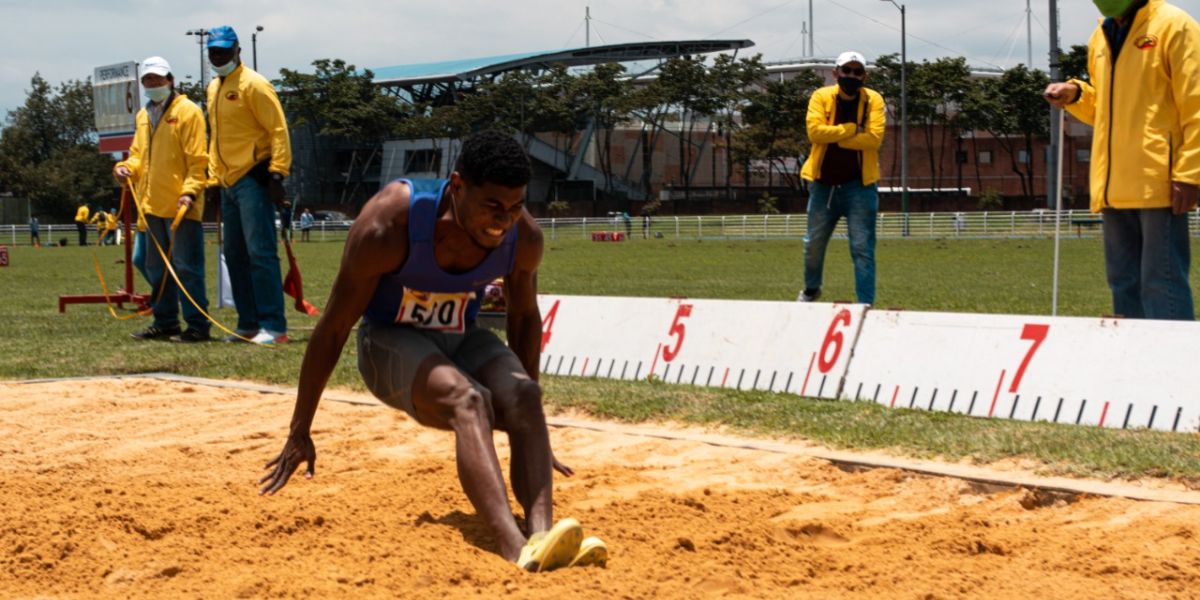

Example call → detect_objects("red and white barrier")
537 295 866 397
843 311 1200 432
534 295 1200 432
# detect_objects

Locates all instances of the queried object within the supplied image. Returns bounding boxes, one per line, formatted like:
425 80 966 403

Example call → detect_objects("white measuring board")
537 295 867 398
843 310 1200 432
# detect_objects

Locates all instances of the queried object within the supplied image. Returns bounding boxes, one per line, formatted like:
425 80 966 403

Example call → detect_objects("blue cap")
207 25 239 48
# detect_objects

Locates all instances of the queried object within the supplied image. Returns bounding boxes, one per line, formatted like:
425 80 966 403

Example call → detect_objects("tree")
277 59 407 204
574 63 632 196
967 65 1051 201
708 54 767 197
733 70 824 192
656 56 722 203
0 73 116 220
1059 44 1089 82
908 57 972 193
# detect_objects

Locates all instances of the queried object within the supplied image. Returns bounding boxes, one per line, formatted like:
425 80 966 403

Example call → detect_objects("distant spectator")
299 208 314 242
74 202 90 246
279 200 293 242
621 211 632 238
29 216 40 247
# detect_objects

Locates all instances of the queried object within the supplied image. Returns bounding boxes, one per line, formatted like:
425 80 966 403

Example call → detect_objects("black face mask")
837 77 864 96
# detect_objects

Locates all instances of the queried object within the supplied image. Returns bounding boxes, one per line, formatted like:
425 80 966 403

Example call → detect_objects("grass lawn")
3 234 1199 481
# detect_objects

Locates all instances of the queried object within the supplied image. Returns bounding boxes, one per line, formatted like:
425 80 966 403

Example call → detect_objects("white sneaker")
797 288 821 302
250 330 289 345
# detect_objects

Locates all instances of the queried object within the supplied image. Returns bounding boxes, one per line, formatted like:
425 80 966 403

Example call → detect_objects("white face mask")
144 86 171 103
211 60 237 77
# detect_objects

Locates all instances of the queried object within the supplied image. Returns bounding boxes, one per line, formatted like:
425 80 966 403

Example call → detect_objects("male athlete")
257 131 606 572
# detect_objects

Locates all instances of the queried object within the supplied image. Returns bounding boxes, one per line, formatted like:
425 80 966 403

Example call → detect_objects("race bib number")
396 289 472 333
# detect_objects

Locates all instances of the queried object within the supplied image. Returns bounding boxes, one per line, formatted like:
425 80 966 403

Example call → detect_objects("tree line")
0 46 1088 220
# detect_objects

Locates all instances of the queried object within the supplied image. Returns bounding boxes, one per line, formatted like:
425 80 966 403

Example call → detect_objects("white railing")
538 210 1200 242
0 220 356 247
6 211 1200 246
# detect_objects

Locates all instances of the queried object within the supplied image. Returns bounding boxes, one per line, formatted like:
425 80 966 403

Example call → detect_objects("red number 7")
1010 323 1049 393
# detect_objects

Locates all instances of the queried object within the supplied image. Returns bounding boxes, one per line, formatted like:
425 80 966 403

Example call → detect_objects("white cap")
835 51 866 69
140 56 171 78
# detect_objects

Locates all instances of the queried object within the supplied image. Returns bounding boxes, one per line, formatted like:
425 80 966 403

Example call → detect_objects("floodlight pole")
585 7 591 47
185 29 209 102
252 25 264 71
882 0 908 235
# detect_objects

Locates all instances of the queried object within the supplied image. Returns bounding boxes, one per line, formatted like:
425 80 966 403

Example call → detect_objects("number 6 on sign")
661 304 694 362
818 309 852 373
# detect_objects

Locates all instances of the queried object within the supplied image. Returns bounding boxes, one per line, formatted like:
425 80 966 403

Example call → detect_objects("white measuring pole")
1051 107 1066 316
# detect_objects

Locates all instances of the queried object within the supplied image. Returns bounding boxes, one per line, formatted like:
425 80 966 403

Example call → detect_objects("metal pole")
1047 0 1062 209
1051 108 1065 316
585 7 591 47
809 0 815 56
253 26 264 71
1026 0 1033 67
900 4 909 236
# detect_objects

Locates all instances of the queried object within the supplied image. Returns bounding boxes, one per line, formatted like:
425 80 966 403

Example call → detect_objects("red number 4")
540 300 561 352
662 304 693 362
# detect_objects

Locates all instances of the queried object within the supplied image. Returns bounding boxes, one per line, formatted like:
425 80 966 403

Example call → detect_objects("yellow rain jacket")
800 85 887 186
74 205 90 224
1066 0 1200 212
206 63 291 187
115 94 208 222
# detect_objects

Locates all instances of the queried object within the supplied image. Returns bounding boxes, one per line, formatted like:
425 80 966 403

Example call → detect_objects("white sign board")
93 61 138 152
537 295 866 397
843 311 1200 432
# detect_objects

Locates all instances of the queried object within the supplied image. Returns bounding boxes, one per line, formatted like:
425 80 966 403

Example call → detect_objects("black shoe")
131 325 181 341
173 329 212 343
796 288 821 302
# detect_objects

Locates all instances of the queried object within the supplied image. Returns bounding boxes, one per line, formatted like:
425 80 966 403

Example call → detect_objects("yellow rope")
127 179 264 346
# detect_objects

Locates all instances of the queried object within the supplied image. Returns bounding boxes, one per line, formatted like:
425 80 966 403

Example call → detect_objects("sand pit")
2 377 1199 599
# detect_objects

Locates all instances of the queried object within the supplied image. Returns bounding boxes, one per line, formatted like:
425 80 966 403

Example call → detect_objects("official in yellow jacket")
74 202 90 246
114 56 211 342
204 25 291 345
1045 0 1199 320
797 51 887 305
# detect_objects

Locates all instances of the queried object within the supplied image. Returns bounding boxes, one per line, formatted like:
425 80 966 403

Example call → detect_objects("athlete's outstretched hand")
259 433 316 495
552 452 574 477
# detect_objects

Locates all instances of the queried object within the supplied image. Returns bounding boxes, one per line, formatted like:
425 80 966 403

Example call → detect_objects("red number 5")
818 309 851 373
662 304 693 362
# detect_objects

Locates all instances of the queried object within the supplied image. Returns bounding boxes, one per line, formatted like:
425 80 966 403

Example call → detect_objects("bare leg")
474 354 554 534
410 357 526 561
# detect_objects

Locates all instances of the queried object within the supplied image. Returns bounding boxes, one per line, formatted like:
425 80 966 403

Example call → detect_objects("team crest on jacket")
225 91 239 101
1135 35 1158 50
166 117 178 125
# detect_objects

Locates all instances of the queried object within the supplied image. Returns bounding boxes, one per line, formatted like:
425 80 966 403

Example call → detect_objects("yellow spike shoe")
567 536 608 569
517 518 583 573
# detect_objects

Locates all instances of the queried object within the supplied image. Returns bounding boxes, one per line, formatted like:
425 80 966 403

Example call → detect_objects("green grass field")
3 235 1200 482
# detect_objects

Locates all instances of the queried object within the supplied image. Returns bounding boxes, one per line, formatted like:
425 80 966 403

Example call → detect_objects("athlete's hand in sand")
259 434 317 495
552 454 574 477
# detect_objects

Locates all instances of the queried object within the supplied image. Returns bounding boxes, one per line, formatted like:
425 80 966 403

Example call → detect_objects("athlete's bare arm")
504 210 545 382
259 181 413 495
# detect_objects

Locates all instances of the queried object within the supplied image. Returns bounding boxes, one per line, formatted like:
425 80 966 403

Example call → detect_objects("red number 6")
818 309 851 373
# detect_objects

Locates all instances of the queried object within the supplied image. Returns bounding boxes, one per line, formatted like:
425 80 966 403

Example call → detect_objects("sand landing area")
2 377 1199 599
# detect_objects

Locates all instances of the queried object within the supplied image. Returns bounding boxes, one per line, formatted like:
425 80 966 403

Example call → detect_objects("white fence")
7 211 1200 247
539 210 1200 242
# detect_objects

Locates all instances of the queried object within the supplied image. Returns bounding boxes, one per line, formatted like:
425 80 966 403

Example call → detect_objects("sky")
3 0 1200 119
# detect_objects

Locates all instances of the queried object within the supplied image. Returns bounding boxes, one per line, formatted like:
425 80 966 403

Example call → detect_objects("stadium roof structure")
371 39 754 105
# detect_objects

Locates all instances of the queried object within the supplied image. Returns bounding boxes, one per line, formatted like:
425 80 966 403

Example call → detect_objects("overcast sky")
3 0 1199 119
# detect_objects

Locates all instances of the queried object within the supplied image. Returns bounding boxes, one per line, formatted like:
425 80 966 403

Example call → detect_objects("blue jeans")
1102 208 1194 320
222 176 286 334
144 215 209 333
132 230 151 286
804 180 878 304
